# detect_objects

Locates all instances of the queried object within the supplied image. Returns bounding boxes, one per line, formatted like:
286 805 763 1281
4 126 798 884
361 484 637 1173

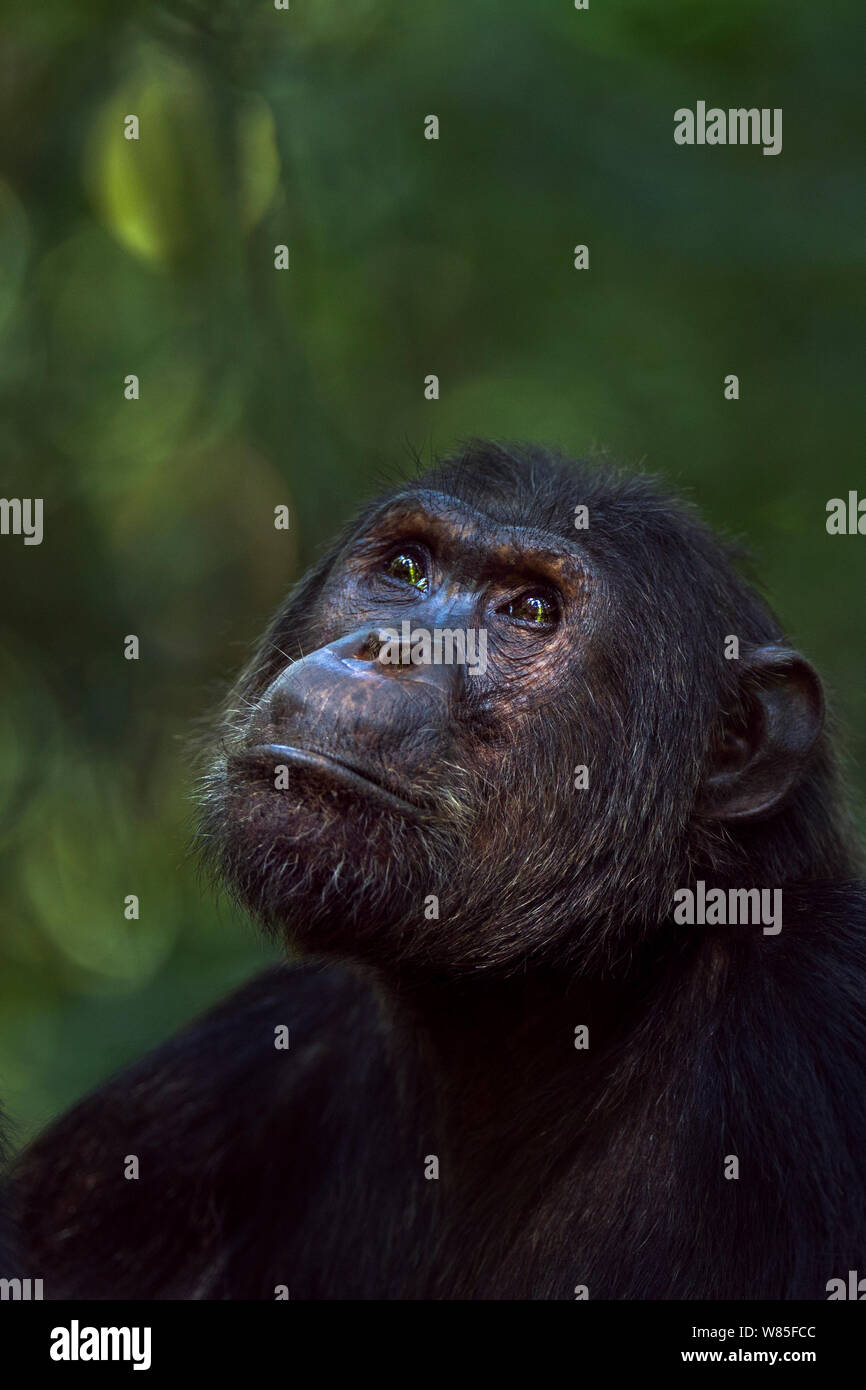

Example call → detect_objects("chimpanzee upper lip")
232 743 428 818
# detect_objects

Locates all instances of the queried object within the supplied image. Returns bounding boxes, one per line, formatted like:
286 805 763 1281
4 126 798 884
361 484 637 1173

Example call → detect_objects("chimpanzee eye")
384 550 429 593
500 591 558 625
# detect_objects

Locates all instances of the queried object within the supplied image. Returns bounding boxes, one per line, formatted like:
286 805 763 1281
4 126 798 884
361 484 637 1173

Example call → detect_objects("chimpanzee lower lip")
232 743 428 818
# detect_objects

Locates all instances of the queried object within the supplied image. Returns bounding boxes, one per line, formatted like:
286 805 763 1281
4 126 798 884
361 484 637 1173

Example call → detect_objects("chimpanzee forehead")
366 488 589 568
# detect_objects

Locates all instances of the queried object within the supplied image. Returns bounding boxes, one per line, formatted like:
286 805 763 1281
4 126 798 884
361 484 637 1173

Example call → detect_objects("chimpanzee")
12 440 866 1299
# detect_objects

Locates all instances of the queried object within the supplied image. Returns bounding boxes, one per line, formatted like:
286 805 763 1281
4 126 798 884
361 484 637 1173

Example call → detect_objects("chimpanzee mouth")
231 743 429 819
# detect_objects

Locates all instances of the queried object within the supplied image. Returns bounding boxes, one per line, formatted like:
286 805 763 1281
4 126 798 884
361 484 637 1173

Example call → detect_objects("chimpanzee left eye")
500 591 558 624
384 550 429 593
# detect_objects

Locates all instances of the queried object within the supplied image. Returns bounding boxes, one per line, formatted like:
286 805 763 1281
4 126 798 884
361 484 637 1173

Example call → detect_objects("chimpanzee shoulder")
14 964 423 1299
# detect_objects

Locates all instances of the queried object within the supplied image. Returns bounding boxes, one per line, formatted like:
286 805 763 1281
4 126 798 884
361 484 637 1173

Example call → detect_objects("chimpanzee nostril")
350 630 389 663
320 628 389 665
317 624 463 694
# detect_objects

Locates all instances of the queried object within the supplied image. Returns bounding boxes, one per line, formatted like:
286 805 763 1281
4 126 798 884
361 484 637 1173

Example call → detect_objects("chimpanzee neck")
370 960 657 1184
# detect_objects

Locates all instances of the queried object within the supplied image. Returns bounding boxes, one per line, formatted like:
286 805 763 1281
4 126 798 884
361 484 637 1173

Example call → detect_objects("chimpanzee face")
199 486 604 972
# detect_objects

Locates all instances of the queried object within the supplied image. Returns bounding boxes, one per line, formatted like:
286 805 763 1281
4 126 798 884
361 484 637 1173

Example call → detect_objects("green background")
1 0 864 1146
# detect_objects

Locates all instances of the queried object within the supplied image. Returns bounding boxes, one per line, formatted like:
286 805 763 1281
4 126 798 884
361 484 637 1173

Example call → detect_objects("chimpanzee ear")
698 645 824 823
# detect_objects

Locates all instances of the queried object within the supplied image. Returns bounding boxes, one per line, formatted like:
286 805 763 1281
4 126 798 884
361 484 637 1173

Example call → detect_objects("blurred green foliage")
1 0 864 1143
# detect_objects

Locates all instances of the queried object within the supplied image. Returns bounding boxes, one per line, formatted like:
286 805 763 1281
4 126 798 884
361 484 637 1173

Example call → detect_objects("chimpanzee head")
196 441 856 977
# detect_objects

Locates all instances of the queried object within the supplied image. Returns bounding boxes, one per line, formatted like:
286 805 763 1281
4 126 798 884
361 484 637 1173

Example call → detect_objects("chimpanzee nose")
326 626 461 694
